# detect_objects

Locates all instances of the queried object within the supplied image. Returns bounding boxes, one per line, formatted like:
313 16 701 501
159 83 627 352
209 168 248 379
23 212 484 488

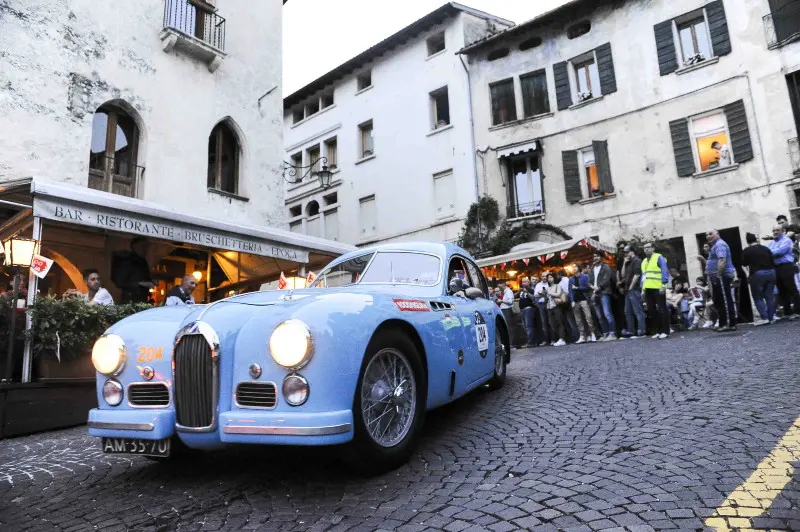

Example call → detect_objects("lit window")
490 79 517 125
580 147 600 198
427 32 445 56
690 112 732 172
677 16 712 66
574 57 600 101
359 121 374 158
431 87 450 128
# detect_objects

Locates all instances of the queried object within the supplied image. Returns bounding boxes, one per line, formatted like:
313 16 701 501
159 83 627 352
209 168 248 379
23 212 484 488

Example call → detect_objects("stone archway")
43 248 84 291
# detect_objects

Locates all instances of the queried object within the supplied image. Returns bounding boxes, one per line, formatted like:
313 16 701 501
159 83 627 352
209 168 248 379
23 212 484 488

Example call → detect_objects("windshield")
311 253 374 288
359 252 441 286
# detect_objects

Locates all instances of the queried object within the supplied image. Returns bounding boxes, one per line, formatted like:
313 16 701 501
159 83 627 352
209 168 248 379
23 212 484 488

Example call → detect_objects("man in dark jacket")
111 238 154 303
588 253 617 341
518 277 537 347
620 245 646 338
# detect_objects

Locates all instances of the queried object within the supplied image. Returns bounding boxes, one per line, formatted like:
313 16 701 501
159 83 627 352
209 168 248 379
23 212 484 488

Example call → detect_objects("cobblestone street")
1 324 799 531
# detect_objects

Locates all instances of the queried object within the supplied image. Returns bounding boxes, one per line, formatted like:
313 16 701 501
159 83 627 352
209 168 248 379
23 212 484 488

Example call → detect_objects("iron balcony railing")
163 0 226 52
507 200 545 220
88 154 145 198
764 0 800 49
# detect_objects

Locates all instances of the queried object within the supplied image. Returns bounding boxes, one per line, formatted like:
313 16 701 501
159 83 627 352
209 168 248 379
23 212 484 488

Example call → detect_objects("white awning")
497 140 538 159
0 177 356 263
476 237 615 268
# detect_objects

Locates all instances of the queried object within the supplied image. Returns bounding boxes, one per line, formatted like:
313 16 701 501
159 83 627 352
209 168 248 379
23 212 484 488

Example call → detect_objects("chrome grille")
174 334 214 428
129 383 170 407
235 382 277 409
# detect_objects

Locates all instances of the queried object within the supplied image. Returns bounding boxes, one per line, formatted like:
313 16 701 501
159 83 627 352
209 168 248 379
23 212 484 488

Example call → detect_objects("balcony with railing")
507 200 545 220
160 0 227 72
764 0 800 49
88 154 145 198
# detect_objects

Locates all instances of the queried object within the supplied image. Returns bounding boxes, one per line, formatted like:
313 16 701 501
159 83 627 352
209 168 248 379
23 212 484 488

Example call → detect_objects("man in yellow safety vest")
641 242 670 339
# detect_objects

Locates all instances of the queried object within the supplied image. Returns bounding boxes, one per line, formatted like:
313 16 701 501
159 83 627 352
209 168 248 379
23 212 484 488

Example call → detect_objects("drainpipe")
460 54 480 203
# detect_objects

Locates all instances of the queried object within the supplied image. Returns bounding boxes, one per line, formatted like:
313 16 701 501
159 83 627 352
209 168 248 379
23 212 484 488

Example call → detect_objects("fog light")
249 363 262 379
282 374 309 406
102 379 124 406
141 366 155 381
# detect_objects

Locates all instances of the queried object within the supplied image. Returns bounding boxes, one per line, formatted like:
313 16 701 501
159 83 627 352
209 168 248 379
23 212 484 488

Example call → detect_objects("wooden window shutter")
706 0 732 57
653 20 678 76
595 43 617 95
562 150 582 203
593 140 614 193
723 99 754 163
553 61 572 111
669 118 696 177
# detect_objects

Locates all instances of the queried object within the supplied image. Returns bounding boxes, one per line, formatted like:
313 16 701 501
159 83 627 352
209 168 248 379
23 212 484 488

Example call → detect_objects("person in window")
112 238 154 303
82 269 114 306
165 275 198 306
711 141 731 168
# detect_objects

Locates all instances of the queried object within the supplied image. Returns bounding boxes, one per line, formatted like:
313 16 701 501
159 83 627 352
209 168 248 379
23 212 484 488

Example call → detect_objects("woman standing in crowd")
546 273 568 347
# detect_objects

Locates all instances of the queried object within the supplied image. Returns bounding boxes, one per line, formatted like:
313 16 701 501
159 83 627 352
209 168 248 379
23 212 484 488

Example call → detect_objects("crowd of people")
491 215 800 347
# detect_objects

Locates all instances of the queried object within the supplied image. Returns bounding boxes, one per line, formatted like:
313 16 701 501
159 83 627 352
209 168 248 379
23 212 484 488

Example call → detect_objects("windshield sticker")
393 299 430 312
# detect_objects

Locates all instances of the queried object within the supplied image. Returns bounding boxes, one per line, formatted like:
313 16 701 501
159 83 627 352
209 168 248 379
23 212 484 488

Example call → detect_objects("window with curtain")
511 157 544 217
677 16 712 65
520 70 550 117
490 79 517 125
574 58 600 99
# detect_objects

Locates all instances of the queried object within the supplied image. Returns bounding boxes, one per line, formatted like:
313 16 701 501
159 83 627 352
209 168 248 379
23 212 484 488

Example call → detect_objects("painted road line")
705 415 800 531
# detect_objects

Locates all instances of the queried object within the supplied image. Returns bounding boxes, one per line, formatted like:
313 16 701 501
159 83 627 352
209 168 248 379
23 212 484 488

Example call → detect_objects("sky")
283 0 571 95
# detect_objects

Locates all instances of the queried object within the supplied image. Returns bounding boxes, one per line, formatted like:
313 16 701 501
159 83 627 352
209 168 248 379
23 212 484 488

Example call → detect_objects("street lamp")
283 157 334 189
2 236 37 382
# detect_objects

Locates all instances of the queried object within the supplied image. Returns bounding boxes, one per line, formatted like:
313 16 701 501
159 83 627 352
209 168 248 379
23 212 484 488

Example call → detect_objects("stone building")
0 0 354 387
459 0 800 284
283 3 513 246
0 0 352 307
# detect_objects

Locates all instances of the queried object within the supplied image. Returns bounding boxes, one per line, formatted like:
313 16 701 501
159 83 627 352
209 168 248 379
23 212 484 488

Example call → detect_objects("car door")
444 256 492 386
461 258 495 383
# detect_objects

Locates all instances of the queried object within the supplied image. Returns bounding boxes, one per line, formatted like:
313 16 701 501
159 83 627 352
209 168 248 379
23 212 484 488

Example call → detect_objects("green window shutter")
593 140 614 193
595 43 617 95
723 99 753 163
553 61 572 111
562 150 582 203
669 118 696 177
654 20 678 75
706 0 732 57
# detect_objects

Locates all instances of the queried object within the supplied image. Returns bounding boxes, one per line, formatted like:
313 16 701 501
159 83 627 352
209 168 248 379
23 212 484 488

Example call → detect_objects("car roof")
330 241 472 266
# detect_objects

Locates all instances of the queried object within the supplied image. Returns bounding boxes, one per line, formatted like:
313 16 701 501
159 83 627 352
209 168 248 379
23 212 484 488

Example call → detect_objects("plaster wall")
0 0 285 227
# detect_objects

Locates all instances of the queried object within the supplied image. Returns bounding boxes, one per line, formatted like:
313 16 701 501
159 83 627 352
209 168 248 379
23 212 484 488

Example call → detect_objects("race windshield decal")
393 299 431 312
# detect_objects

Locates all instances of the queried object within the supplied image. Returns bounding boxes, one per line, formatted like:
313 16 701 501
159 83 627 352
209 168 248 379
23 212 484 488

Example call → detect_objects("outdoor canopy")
475 237 616 272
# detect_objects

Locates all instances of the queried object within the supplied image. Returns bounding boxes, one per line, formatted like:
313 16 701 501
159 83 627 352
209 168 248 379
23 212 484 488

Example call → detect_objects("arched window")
306 200 320 216
88 103 141 197
208 122 240 195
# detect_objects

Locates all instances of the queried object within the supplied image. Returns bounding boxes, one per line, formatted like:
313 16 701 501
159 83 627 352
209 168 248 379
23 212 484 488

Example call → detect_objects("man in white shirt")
81 269 114 306
166 275 198 306
533 276 551 346
498 283 515 346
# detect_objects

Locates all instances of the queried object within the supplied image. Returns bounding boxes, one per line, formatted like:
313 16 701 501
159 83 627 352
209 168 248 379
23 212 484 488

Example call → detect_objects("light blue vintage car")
88 242 510 472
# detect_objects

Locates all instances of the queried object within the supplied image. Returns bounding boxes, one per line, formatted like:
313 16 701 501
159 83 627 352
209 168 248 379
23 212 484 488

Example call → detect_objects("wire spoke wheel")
360 348 417 448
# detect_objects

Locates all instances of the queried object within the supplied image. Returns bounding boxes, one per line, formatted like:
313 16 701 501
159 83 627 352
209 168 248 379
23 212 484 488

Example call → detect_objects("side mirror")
465 287 483 300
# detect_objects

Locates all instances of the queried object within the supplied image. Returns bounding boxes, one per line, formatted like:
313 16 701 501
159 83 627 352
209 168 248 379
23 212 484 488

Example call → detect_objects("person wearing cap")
741 232 776 325
620 245 646 338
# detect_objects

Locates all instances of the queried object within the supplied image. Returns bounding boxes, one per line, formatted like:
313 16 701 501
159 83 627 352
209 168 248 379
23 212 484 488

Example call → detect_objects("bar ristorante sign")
34 198 309 263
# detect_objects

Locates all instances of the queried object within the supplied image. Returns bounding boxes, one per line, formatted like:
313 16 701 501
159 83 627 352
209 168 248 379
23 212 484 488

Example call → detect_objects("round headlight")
283 374 309 406
269 320 313 369
102 379 124 406
92 334 126 376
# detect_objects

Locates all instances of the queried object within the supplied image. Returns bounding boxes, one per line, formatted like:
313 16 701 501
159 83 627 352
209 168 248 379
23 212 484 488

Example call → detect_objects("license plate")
476 323 489 351
101 437 170 457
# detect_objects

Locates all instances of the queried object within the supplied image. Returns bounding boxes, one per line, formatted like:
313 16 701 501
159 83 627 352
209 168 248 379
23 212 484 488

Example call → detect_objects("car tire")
344 329 426 475
487 335 507 391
